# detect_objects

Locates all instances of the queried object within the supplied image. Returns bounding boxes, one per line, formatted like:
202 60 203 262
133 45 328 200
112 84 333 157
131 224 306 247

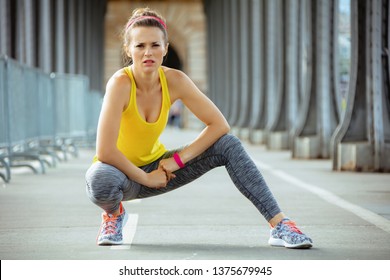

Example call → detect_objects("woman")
85 8 313 249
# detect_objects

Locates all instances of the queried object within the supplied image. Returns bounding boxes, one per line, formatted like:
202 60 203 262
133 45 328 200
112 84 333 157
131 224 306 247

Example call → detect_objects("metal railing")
0 56 102 182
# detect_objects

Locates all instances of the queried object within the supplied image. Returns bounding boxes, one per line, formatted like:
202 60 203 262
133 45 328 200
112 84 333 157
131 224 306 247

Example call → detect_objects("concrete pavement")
0 128 389 260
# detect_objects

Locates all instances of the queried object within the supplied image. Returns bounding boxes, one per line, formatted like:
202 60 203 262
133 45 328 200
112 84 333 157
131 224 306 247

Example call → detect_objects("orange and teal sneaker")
268 218 313 249
97 203 128 245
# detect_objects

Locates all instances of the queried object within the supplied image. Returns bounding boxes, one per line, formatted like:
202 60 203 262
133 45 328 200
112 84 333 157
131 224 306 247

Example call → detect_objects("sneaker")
97 203 128 245
268 218 313 249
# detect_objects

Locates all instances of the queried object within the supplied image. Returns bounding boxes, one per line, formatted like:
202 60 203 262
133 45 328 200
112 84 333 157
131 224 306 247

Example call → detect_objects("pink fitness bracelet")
173 152 185 168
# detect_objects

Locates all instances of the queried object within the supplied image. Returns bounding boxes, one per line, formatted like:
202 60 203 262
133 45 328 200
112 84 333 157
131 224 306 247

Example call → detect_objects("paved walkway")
1 128 390 260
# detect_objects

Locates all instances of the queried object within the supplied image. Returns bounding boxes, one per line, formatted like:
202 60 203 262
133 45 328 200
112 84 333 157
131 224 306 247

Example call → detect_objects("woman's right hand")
144 167 169 189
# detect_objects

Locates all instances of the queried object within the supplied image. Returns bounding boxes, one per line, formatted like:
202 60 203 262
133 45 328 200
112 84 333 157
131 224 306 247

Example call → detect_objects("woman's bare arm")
159 69 230 173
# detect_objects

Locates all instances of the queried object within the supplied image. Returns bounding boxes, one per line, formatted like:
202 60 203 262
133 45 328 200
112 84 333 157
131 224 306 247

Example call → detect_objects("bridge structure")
1 0 389 185
204 0 390 172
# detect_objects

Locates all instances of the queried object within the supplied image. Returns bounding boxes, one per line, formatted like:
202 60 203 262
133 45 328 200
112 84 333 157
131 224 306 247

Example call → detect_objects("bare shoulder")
106 68 131 94
103 68 131 111
161 66 188 83
161 66 199 101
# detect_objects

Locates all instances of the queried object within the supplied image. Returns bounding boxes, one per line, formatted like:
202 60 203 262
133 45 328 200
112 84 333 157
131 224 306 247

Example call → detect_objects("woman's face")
127 26 168 72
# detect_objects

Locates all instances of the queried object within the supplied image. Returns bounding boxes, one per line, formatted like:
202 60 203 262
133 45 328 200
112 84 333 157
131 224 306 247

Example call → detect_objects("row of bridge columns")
0 0 106 92
204 0 390 172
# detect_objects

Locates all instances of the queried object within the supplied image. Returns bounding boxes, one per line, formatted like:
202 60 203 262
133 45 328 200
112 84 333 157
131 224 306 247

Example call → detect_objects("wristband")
173 152 185 168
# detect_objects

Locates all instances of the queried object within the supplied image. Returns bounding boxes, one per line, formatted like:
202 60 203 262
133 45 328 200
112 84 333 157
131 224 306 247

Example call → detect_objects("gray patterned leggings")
85 134 282 221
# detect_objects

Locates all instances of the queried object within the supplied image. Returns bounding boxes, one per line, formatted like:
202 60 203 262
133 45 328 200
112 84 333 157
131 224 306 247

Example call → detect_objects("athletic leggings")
85 134 281 221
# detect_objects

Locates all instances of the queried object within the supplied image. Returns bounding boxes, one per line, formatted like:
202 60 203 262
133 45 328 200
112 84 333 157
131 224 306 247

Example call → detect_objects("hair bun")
131 7 162 19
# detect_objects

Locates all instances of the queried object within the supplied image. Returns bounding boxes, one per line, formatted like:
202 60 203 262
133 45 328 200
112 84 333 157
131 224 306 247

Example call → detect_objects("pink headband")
126 16 167 30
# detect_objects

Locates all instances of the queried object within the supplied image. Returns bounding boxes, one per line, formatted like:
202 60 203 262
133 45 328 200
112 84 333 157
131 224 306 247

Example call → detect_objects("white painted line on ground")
111 214 139 250
125 199 142 204
254 159 390 234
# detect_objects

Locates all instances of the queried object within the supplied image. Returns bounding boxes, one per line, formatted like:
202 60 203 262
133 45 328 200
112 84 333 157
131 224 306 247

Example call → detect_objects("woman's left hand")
158 157 179 181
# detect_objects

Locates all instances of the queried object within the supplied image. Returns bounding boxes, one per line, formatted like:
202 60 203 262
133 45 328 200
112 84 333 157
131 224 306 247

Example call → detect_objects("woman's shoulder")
161 67 191 101
106 68 131 93
103 68 132 110
108 68 130 85
161 66 187 81
161 66 194 90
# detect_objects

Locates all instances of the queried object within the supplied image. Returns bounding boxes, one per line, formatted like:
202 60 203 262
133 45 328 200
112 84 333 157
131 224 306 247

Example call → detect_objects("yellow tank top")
95 66 171 166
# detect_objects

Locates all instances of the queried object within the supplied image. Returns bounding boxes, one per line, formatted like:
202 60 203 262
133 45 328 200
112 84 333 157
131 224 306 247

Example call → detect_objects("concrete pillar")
220 0 229 116
293 0 339 158
332 0 345 120
208 0 228 117
0 0 11 56
38 0 52 73
222 0 231 119
265 0 290 150
332 0 390 171
77 0 86 75
55 0 66 73
229 0 240 126
248 0 266 144
213 0 223 109
67 0 77 74
285 0 300 147
84 0 106 92
15 0 26 63
204 0 214 103
297 0 311 128
224 0 234 120
264 0 278 133
236 0 251 139
23 0 36 67
248 0 273 144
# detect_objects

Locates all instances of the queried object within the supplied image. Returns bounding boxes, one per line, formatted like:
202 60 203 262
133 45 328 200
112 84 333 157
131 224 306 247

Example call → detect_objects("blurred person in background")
168 100 183 129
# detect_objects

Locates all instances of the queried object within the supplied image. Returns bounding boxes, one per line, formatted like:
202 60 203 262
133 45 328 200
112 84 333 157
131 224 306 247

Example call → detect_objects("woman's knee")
214 134 243 153
85 162 126 202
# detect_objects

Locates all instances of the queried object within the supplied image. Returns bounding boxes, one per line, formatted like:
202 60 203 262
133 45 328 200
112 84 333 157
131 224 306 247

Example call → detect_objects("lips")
143 59 155 64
